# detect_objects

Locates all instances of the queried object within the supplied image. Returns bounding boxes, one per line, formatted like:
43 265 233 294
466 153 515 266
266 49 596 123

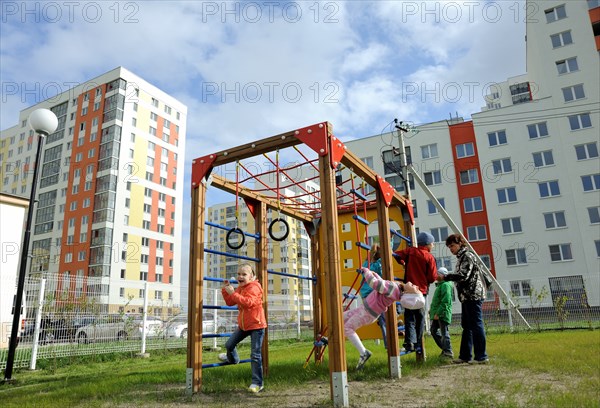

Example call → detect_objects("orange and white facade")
346 1 600 310
0 67 187 315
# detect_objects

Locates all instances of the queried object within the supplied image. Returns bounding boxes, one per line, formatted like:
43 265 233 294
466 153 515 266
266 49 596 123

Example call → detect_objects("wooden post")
187 182 207 393
319 154 348 407
256 202 269 376
375 195 400 378
310 233 323 362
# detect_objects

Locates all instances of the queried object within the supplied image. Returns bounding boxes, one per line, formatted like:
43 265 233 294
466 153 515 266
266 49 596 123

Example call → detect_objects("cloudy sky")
1 1 527 305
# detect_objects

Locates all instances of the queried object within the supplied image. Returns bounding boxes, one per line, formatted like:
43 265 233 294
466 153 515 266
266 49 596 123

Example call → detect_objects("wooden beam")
340 149 408 207
319 154 348 406
210 174 314 223
256 202 269 376
187 183 206 393
376 192 400 378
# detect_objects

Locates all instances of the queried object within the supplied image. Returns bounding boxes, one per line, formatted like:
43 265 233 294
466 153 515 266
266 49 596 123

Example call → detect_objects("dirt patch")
127 362 570 407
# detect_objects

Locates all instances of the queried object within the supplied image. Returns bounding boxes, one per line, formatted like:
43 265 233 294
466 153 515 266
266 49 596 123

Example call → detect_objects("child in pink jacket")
345 267 425 370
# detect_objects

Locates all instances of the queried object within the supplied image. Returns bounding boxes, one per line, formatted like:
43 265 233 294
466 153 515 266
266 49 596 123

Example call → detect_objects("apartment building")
206 178 318 322
345 1 600 310
0 67 187 315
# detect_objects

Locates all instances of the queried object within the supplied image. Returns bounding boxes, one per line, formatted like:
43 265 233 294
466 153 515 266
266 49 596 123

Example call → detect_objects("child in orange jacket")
220 263 267 393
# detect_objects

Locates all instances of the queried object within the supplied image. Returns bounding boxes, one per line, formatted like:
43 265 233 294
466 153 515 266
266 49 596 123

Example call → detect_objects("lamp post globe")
28 108 58 135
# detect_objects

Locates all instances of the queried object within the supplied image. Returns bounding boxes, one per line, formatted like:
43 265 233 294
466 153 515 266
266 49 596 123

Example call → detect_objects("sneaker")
440 352 454 359
248 384 264 393
356 349 372 370
452 358 470 364
469 358 490 365
218 353 229 362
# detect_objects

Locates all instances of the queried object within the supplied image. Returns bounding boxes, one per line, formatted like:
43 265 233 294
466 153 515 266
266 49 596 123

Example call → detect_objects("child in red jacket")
220 263 267 393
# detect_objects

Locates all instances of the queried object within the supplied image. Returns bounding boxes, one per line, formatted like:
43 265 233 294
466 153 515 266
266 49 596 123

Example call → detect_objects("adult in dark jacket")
442 233 489 364
393 231 438 353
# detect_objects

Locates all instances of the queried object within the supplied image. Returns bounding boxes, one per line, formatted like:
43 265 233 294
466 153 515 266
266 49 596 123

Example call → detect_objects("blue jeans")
459 300 487 362
224 327 265 386
376 313 387 349
430 318 453 356
403 302 426 351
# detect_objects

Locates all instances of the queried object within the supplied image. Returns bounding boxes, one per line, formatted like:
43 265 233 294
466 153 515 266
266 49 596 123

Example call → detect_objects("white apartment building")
0 67 187 315
345 0 600 310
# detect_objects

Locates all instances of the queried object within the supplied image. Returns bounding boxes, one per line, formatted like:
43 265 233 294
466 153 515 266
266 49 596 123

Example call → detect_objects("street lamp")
3 108 58 382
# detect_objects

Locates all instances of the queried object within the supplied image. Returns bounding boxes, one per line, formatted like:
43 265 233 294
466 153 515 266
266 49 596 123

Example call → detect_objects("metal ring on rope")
268 218 289 241
226 227 245 250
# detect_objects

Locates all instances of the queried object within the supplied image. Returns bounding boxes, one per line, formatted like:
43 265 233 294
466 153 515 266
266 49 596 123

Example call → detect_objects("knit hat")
417 232 435 246
437 267 449 276
400 292 426 310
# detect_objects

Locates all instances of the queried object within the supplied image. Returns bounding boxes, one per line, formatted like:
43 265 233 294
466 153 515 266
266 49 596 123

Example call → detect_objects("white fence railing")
2 273 599 371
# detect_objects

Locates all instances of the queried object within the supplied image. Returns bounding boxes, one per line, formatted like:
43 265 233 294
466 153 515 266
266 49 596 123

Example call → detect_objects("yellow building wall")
321 205 409 340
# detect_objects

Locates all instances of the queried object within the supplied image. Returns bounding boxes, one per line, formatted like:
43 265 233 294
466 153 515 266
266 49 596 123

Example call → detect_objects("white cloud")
1 1 527 306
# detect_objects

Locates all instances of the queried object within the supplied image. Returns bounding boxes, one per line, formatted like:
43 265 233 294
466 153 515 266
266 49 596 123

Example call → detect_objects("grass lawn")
1 330 599 407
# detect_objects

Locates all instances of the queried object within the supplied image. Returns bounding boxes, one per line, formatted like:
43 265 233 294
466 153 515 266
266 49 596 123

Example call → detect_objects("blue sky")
1 1 527 305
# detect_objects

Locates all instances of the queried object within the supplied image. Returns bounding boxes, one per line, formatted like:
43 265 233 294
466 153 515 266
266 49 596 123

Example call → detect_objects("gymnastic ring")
268 218 289 241
226 227 245 250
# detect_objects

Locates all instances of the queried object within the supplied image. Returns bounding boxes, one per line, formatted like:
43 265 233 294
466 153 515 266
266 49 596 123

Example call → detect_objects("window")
427 198 445 214
466 225 487 241
562 84 585 102
140 272 148 281
538 180 560 197
430 227 449 243
497 187 517 204
421 143 438 159
549 244 573 262
142 237 150 246
581 174 600 191
424 170 442 186
150 112 158 121
544 211 567 229
463 197 483 213
149 126 157 136
545 4 566 23
360 156 374 169
143 220 151 229
527 122 549 139
151 98 159 107
510 280 532 296
488 130 507 146
460 169 479 185
343 259 354 269
144 188 152 197
551 31 573 48
506 248 527 266
595 241 600 257
144 203 151 213
141 254 149 264
456 142 474 158
588 207 600 224
501 217 522 234
556 57 578 74
575 142 598 160
568 113 592 130
164 105 172 115
492 158 512 175
436 256 452 270
533 150 554 167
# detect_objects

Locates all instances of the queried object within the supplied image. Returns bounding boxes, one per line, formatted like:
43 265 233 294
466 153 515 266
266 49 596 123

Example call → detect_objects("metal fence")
2 273 599 372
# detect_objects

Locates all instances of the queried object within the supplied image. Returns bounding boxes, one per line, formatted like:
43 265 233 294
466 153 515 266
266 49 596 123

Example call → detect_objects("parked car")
22 316 71 344
164 314 235 339
75 314 163 344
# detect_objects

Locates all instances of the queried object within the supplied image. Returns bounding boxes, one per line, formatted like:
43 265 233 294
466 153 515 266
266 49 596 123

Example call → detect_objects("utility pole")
394 120 424 362
394 120 417 242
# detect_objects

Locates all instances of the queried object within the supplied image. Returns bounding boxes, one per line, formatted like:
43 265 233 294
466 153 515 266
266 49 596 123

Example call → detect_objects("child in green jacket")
429 267 454 358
